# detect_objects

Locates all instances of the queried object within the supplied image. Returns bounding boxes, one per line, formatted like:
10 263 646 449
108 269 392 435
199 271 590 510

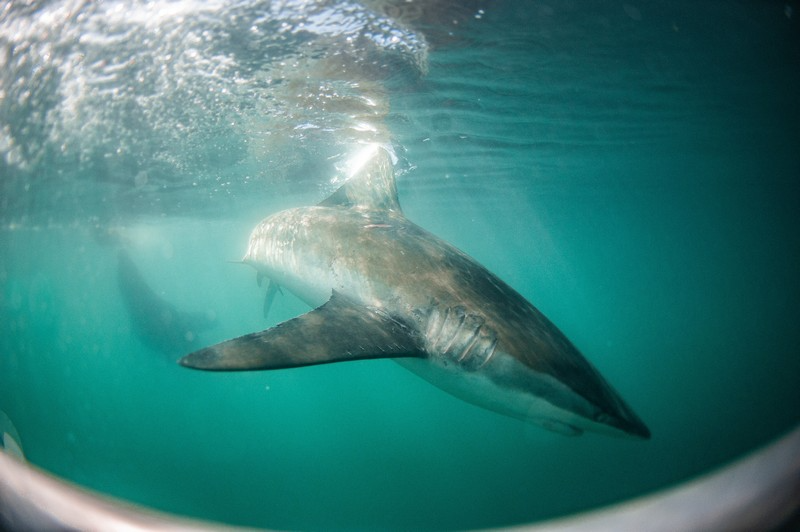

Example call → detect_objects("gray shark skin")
180 149 650 439
118 249 217 357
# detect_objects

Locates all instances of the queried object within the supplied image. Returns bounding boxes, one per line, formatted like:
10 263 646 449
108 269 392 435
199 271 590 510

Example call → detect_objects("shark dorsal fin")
319 146 402 213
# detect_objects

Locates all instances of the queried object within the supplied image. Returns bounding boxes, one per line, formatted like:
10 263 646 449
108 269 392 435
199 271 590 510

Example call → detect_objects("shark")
180 147 650 439
117 249 217 357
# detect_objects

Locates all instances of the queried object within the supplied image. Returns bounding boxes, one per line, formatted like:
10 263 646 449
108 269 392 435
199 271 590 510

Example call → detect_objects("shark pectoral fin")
179 291 424 371
262 280 282 319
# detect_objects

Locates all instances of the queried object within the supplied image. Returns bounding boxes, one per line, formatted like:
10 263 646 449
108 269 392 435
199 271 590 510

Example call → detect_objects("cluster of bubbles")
0 0 434 222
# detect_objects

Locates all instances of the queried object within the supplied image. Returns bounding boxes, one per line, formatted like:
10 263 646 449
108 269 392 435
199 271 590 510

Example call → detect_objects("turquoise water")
2 1 799 530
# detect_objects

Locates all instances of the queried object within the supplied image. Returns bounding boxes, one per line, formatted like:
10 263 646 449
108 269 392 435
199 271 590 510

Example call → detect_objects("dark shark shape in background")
117 249 216 357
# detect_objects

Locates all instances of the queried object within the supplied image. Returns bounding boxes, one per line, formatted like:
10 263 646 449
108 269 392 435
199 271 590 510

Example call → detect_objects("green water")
2 1 799 530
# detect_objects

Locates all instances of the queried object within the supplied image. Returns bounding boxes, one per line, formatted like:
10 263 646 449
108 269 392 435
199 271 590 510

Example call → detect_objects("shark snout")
592 395 651 439
603 409 651 440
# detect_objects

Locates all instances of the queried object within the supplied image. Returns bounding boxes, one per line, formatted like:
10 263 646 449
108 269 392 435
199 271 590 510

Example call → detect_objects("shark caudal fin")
179 291 424 371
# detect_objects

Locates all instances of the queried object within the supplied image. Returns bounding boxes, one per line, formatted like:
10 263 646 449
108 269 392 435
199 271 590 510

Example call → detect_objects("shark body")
181 149 649 439
117 250 216 357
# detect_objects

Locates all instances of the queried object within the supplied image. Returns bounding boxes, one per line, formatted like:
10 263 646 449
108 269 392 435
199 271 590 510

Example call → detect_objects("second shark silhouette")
118 249 217 358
